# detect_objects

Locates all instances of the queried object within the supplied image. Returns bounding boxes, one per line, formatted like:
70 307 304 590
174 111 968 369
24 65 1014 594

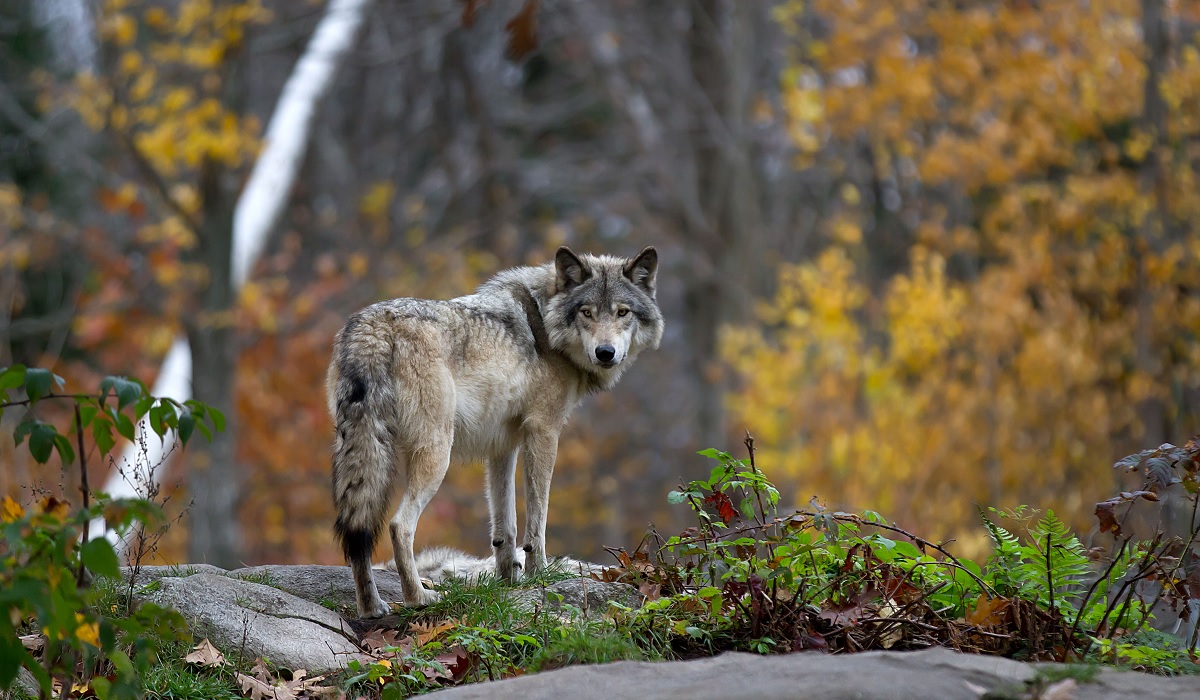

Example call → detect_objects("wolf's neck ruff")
327 246 664 617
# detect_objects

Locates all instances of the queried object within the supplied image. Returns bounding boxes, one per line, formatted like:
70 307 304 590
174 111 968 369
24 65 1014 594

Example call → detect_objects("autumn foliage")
727 0 1200 555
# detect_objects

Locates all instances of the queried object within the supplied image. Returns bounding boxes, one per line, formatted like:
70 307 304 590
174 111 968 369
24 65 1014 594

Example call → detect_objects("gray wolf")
328 246 663 617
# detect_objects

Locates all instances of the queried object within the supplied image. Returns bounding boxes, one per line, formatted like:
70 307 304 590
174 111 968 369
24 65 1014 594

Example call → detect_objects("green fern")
980 507 1024 596
1016 510 1090 612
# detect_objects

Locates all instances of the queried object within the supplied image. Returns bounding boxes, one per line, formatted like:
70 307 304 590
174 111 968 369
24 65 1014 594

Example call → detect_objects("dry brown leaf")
965 594 1010 628
184 638 227 667
409 618 458 647
19 634 44 653
237 671 287 700
251 658 273 682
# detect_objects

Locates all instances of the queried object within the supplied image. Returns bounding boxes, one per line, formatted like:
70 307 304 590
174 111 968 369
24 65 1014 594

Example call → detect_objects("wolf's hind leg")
486 450 520 581
390 439 452 606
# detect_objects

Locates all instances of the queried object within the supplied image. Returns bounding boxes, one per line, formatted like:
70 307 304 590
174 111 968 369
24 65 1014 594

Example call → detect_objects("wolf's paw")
359 595 392 619
407 587 442 607
495 557 523 582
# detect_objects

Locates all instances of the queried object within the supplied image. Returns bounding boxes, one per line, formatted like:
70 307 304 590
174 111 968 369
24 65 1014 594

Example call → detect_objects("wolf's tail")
330 329 397 568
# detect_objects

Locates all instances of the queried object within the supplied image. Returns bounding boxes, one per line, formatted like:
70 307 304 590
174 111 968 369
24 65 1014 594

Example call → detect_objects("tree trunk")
684 0 762 445
185 156 243 567
1135 0 1169 449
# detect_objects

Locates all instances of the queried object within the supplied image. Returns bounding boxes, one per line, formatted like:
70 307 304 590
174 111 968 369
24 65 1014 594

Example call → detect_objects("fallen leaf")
410 618 458 647
236 668 333 700
19 634 44 653
237 671 286 700
875 599 902 649
184 638 227 667
794 629 827 651
965 594 1010 628
424 646 471 684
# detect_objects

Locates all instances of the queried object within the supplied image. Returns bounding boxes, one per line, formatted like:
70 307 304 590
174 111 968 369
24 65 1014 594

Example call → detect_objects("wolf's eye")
581 309 592 318
617 308 629 317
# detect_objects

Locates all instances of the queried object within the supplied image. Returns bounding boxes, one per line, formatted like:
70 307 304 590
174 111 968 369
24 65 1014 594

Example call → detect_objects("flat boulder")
137 573 362 673
224 564 408 612
121 563 228 587
425 647 1200 700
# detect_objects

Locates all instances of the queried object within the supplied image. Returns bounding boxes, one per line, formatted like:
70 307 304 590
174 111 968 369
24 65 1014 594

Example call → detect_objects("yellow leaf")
348 254 369 280
144 7 170 30
108 14 137 47
37 497 70 520
359 182 396 221
1 496 24 523
74 614 100 647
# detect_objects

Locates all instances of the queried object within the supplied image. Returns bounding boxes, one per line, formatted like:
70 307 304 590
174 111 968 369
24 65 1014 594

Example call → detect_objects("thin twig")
74 403 90 588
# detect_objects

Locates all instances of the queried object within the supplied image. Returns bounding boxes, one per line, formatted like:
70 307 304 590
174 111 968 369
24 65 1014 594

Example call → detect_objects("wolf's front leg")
486 450 521 581
521 430 559 575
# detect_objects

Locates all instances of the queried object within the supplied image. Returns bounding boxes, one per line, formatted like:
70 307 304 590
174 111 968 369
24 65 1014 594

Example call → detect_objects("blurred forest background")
2 0 1199 567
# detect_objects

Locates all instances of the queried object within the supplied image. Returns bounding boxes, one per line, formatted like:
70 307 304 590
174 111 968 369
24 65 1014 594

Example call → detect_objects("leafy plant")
0 365 223 699
601 435 1200 672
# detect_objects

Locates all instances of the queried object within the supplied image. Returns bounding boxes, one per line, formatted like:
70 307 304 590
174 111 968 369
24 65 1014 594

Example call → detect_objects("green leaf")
148 403 166 439
90 676 112 700
667 490 689 504
697 448 723 459
177 410 195 444
134 391 154 420
52 433 76 466
100 376 142 411
92 417 116 455
81 538 121 578
114 411 136 442
24 368 55 402
13 416 34 446
78 402 98 428
0 365 25 393
208 406 226 433
28 422 57 463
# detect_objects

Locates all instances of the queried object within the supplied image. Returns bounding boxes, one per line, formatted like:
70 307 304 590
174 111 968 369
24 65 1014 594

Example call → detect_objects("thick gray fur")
328 246 663 617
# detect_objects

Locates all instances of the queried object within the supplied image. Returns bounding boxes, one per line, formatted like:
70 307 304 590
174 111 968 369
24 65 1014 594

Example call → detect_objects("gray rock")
220 562 639 621
426 647 1200 700
138 573 362 673
224 564 408 612
0 667 38 700
120 563 228 588
508 578 642 615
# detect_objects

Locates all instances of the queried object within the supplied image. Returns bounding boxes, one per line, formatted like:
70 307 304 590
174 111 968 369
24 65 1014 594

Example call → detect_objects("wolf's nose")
595 345 616 363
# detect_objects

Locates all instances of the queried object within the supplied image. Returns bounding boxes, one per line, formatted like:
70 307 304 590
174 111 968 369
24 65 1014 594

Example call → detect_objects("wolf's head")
543 246 664 389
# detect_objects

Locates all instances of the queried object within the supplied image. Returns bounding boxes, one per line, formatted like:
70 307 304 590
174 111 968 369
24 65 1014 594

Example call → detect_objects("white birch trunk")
92 0 374 548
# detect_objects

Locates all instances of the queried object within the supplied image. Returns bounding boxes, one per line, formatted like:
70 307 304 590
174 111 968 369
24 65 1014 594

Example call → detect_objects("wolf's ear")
555 246 590 292
623 246 658 297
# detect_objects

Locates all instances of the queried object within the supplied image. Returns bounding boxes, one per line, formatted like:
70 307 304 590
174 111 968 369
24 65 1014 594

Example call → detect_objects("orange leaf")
965 594 1010 628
